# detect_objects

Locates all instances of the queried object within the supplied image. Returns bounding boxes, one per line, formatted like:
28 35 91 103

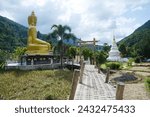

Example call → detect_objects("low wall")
5 63 60 70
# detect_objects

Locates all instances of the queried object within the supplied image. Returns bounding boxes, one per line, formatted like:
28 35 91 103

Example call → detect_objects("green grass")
0 69 73 100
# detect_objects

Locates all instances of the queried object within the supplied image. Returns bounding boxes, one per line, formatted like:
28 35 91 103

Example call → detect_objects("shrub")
134 56 141 63
106 62 121 70
0 62 5 70
145 77 150 92
127 58 134 66
0 50 8 70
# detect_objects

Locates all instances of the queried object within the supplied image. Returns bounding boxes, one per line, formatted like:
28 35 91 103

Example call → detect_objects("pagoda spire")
112 30 116 45
113 30 115 41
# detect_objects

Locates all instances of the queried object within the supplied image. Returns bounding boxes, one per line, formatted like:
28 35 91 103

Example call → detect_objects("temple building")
107 35 121 61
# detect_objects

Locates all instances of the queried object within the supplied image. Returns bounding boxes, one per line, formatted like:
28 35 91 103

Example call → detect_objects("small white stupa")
107 35 121 61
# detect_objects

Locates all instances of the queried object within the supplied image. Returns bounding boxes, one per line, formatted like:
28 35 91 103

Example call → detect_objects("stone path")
74 65 116 100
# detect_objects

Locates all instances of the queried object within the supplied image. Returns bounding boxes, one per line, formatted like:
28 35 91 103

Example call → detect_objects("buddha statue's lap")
26 11 52 55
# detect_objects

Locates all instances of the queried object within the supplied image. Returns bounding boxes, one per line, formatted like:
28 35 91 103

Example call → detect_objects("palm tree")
51 24 71 68
65 33 78 45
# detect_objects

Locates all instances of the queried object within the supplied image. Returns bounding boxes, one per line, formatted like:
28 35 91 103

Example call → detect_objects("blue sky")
0 0 150 45
124 3 150 24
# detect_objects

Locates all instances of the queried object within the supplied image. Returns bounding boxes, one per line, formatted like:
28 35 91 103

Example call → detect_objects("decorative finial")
32 11 35 15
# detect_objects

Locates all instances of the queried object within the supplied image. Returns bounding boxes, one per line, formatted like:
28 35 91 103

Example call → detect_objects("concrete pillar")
51 58 53 64
66 57 69 64
31 59 34 65
24 59 27 65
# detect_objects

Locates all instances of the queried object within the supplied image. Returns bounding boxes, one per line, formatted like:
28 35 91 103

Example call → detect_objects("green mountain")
118 20 150 58
0 15 47 52
0 15 28 52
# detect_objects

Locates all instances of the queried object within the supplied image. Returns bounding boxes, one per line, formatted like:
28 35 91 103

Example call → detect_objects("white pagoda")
107 36 121 61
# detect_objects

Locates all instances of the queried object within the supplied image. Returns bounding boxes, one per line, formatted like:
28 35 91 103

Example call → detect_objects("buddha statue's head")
28 11 37 26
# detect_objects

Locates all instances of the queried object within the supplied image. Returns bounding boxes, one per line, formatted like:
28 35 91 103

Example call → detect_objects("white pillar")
31 59 33 65
51 58 53 64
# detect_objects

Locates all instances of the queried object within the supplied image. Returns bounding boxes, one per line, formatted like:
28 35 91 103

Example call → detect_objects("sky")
0 0 150 45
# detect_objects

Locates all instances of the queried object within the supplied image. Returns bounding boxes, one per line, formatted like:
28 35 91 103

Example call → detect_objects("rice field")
0 69 73 100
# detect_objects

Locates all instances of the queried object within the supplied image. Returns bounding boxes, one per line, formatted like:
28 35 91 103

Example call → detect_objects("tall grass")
0 69 73 100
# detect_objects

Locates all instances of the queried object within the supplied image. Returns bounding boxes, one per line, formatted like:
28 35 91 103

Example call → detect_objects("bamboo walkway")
74 65 116 100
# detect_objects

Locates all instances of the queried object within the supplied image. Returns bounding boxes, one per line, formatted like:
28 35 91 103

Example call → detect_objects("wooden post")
116 82 125 100
80 57 83 67
93 38 96 66
98 67 100 73
105 68 110 83
72 57 74 71
79 40 82 61
79 58 85 84
69 69 80 100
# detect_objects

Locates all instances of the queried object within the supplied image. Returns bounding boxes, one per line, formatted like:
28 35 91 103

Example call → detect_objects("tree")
68 33 78 45
46 32 58 46
51 24 71 68
95 51 107 66
67 46 77 70
0 50 9 69
82 47 92 60
67 46 77 58
12 47 27 61
103 43 110 53
119 43 127 57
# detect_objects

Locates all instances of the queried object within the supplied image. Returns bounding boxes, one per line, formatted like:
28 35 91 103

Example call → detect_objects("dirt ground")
109 63 150 100
124 83 150 100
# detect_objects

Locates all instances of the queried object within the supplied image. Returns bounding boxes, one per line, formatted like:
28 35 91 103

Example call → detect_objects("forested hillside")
0 15 28 52
118 20 150 59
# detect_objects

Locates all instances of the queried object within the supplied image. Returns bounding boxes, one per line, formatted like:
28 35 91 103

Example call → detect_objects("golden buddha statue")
26 11 52 55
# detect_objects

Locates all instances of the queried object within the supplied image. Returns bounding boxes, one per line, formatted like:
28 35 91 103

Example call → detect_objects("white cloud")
132 6 143 11
21 0 48 7
0 10 15 21
0 0 150 45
